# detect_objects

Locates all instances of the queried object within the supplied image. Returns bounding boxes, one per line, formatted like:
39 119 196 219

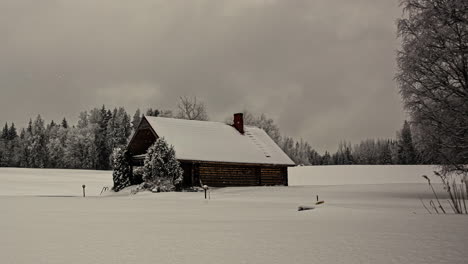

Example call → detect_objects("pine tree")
61 118 69 129
107 107 131 157
132 109 141 129
26 119 33 134
0 123 20 167
308 149 322 165
143 138 183 191
322 151 332 165
1 123 8 139
397 121 417 165
344 145 353 165
29 115 48 168
8 123 17 140
111 148 132 192
19 128 30 167
0 138 6 166
0 125 7 166
88 106 112 170
378 140 393 165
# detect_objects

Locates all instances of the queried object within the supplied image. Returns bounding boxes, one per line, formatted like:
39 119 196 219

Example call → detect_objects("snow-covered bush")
112 147 132 192
143 138 183 192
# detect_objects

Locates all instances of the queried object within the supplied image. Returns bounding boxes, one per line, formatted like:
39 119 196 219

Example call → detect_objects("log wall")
260 167 288 186
196 162 288 187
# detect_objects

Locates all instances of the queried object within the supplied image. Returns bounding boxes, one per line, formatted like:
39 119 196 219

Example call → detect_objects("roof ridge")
145 116 263 130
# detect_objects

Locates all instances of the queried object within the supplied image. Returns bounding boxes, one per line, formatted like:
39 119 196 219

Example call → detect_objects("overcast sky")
0 0 405 153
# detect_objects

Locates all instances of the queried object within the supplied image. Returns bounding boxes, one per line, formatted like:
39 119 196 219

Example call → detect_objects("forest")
0 97 436 170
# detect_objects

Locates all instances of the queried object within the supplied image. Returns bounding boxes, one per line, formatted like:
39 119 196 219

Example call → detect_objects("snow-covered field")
289 165 442 185
1 166 466 264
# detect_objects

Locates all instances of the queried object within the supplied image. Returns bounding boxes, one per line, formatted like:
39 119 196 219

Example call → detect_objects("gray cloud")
0 0 405 152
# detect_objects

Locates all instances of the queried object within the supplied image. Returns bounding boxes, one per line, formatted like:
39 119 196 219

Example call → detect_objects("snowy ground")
0 166 467 264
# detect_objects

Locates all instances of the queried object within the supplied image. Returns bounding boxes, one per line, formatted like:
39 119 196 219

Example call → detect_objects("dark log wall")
199 163 258 186
196 162 288 187
260 167 288 186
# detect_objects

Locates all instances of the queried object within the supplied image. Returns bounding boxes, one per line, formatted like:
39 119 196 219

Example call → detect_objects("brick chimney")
233 113 244 134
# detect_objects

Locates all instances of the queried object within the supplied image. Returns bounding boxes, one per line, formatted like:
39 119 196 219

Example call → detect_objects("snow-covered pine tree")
112 147 132 192
143 138 183 192
29 115 48 168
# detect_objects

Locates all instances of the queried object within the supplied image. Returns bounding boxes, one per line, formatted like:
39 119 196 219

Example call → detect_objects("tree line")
0 97 438 170
242 111 425 166
0 106 132 170
0 97 207 170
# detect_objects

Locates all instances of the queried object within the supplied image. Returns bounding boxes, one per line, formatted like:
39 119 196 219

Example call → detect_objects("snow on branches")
112 148 132 192
143 138 183 192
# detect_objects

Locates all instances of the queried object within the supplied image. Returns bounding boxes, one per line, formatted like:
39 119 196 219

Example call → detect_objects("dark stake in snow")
203 185 208 199
82 184 86 197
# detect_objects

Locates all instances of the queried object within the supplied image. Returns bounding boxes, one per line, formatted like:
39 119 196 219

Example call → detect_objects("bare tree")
176 96 208 121
396 0 468 213
397 0 468 170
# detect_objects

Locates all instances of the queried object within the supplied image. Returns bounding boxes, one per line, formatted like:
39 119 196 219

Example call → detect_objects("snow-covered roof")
144 117 295 166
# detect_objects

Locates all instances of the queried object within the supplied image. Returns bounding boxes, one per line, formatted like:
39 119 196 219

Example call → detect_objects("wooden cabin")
127 113 295 187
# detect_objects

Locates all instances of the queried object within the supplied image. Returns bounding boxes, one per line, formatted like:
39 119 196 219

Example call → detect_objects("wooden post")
203 185 208 199
82 185 86 197
191 162 195 187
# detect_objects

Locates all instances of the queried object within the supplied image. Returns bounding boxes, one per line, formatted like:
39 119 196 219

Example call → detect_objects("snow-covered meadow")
1 166 467 264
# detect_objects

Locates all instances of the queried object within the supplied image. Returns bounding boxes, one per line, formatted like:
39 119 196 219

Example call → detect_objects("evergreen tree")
88 106 112 170
61 118 69 128
1 123 8 139
322 151 332 165
397 121 417 164
0 138 6 166
28 115 48 168
18 128 30 167
132 109 142 129
111 148 132 192
26 119 33 134
8 123 18 140
378 140 393 165
143 138 183 191
0 123 20 167
107 107 131 155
